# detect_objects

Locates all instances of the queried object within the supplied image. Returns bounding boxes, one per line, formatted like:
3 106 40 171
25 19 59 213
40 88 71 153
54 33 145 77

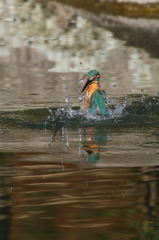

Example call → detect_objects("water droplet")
78 95 83 101
78 79 84 85
46 106 55 121
66 142 69 147
65 94 70 103
141 89 144 94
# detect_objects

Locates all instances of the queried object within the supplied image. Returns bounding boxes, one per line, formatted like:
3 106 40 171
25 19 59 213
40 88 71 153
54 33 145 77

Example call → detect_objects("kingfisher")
81 70 109 116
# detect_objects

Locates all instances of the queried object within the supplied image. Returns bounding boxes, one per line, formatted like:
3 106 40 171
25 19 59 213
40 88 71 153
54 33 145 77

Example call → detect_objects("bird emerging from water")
81 70 109 116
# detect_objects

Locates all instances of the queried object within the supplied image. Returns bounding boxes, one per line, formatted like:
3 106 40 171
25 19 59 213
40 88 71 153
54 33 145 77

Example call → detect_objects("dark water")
1 96 159 240
1 1 159 240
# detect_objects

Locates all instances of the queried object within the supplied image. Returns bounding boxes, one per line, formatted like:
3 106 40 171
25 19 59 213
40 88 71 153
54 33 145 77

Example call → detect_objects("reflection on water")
1 0 159 112
0 97 159 239
1 0 159 239
0 148 159 239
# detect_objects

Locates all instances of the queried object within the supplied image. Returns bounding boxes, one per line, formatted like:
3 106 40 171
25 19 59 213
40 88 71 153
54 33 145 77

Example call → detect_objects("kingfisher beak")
81 74 100 92
82 76 95 92
81 79 91 92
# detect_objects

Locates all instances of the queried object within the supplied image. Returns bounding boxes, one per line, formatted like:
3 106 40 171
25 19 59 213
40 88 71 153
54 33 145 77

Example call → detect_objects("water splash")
77 76 86 108
140 89 145 104
78 78 84 86
108 98 126 119
44 91 159 153
45 76 159 130
46 127 56 148
46 106 55 121
46 89 126 128
65 94 70 105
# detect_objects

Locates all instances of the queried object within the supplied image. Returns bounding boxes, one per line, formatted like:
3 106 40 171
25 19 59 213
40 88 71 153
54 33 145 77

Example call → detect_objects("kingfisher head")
82 70 100 92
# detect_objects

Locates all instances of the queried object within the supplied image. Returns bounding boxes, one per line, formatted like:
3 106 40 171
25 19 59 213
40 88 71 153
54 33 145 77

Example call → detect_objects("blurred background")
1 0 159 239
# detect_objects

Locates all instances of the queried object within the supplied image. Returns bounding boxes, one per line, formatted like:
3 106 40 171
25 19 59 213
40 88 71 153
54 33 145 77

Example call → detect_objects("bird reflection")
83 144 100 163
82 126 107 164
47 124 107 164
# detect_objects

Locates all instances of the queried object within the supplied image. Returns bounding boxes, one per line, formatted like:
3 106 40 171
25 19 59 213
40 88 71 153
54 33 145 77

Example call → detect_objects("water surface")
0 1 159 240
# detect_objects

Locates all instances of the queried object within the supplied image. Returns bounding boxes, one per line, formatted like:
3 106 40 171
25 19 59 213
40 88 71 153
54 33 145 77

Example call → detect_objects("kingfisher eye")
96 75 100 79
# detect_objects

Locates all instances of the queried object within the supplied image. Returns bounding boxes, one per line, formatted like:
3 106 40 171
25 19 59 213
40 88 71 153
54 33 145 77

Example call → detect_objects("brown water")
1 1 159 240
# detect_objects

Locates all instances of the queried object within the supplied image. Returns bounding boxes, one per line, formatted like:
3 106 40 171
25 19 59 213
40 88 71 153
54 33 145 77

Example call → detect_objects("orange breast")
82 82 102 110
87 82 101 95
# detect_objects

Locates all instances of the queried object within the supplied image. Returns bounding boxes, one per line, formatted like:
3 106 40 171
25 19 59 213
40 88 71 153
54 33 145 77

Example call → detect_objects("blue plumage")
81 70 109 117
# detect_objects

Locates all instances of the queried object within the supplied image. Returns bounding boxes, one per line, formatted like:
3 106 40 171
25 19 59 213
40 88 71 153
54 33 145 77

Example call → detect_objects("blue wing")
90 89 109 116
